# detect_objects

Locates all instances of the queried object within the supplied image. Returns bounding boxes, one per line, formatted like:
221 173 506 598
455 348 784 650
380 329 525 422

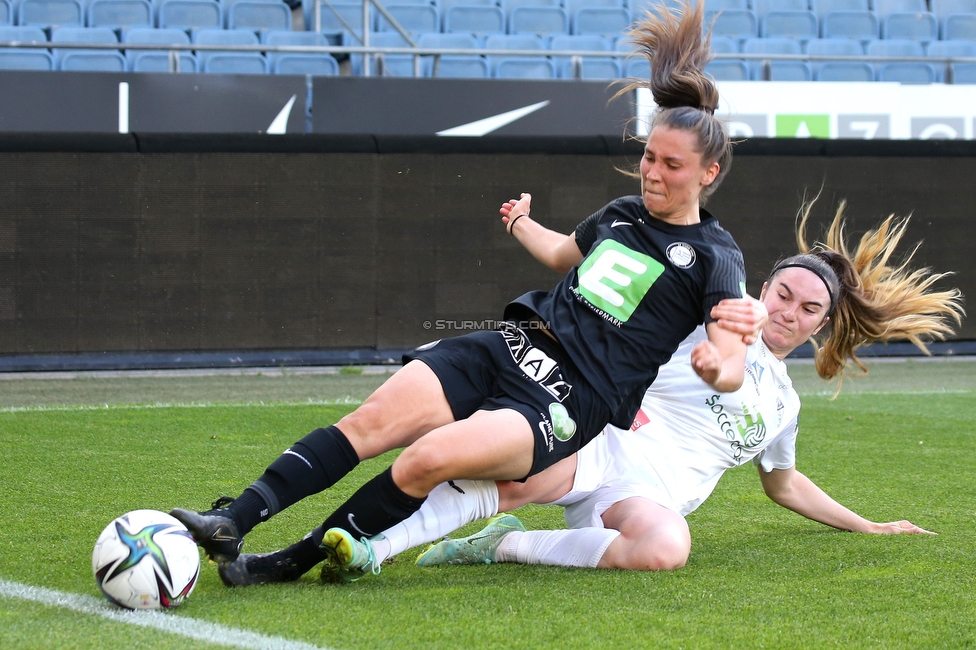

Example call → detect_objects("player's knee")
336 402 390 457
619 525 690 571
392 439 454 494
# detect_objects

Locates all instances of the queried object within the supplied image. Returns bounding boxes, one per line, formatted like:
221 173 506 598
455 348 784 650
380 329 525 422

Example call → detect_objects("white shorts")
547 430 684 530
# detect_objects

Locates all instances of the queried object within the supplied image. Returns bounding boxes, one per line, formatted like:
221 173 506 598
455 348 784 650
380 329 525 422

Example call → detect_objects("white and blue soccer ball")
92 509 200 610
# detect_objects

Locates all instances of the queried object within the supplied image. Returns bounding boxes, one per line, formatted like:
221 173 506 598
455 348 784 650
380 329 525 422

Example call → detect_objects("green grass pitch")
1 360 974 649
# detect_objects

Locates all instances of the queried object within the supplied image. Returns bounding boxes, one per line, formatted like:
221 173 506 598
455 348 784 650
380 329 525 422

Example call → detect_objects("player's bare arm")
758 465 935 535
500 193 584 274
694 323 747 392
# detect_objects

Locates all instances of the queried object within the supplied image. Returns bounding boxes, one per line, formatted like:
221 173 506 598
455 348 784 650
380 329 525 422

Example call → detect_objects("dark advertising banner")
312 77 634 136
0 71 308 133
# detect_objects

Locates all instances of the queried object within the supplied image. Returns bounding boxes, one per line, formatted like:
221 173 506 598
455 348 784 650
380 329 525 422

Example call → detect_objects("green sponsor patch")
576 239 664 323
548 402 577 442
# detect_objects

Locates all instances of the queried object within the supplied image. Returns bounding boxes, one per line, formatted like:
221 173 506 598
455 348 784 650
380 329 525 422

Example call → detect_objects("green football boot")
415 513 525 567
320 528 381 584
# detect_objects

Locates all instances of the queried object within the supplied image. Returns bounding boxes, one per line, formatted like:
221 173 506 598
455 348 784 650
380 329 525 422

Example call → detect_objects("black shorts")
403 322 612 479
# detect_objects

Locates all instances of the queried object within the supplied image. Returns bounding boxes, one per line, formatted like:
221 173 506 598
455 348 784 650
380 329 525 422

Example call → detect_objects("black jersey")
505 195 746 428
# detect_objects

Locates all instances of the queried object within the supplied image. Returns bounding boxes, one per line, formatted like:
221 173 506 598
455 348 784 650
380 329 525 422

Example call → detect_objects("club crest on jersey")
666 242 696 269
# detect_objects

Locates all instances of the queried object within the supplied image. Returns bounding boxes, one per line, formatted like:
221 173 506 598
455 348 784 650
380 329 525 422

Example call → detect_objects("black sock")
272 533 329 577
227 425 360 536
320 466 426 538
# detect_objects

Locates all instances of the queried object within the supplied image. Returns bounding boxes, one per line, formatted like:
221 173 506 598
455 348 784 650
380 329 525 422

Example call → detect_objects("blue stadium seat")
760 10 817 39
752 0 809 19
705 58 747 79
130 51 197 71
558 56 619 78
17 0 83 27
0 24 47 42
418 32 485 77
821 11 879 41
815 61 873 80
312 2 364 44
706 9 758 41
157 0 222 30
630 0 681 19
951 62 976 83
813 0 870 16
550 33 610 76
368 31 419 77
623 56 649 78
203 51 267 73
881 12 937 41
704 0 749 11
439 0 494 12
493 56 555 77
868 38 935 82
443 5 505 35
0 0 11 24
501 0 558 11
485 31 545 68
743 36 802 79
943 13 976 40
60 50 126 69
926 39 976 81
710 34 739 53
272 53 338 75
87 0 152 29
263 30 335 76
509 6 568 35
193 27 258 66
376 4 439 33
571 6 629 36
227 1 291 32
50 26 118 67
0 49 53 68
930 0 976 19
563 0 622 19
873 0 927 17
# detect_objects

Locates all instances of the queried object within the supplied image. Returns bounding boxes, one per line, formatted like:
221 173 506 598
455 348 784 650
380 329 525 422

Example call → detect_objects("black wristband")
508 214 525 235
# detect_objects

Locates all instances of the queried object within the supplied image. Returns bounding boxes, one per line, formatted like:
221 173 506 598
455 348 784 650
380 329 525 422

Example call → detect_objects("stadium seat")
752 0 809 19
571 7 630 36
509 6 568 35
704 0 749 11
926 39 976 81
873 0 927 17
550 33 611 76
376 4 439 34
630 0 681 19
418 32 485 77
227 1 291 32
815 61 873 80
485 31 545 69
50 26 119 67
123 26 190 64
157 0 222 30
264 30 336 76
868 38 935 82
0 0 8 25
87 0 152 29
0 49 52 68
881 12 937 41
558 56 619 78
951 62 976 83
760 10 817 39
60 50 126 69
563 0 622 19
0 24 47 42
368 31 419 77
742 36 803 79
312 2 364 44
203 51 267 73
443 5 505 36
704 58 747 79
930 0 976 19
943 13 976 40
130 51 197 71
813 0 869 17
17 0 83 28
821 11 879 41
430 55 489 77
439 0 494 12
501 0 559 11
493 56 555 78
193 27 259 66
623 56 649 78
709 34 739 53
705 9 758 42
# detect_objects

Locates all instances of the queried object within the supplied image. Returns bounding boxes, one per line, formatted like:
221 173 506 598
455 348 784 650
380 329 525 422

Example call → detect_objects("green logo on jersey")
576 240 664 323
548 403 577 442
737 405 767 447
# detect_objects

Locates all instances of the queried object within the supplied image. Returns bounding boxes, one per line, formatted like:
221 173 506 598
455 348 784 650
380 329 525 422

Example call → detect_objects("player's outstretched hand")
870 520 937 535
690 340 722 386
711 296 767 345
500 193 532 234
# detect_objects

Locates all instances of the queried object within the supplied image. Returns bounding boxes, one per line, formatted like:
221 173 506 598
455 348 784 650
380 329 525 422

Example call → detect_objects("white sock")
373 480 499 563
496 528 620 569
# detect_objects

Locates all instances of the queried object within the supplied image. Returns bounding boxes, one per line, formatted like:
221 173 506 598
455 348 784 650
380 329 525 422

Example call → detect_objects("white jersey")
556 325 801 526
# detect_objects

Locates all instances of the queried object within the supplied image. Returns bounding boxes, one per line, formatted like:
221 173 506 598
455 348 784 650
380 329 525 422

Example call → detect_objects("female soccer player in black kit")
171 0 761 584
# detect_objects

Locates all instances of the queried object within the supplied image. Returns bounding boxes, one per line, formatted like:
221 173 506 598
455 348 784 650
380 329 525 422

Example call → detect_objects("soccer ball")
92 509 200 610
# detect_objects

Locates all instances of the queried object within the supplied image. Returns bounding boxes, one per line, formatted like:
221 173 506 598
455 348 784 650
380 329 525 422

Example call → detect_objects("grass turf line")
2 387 975 649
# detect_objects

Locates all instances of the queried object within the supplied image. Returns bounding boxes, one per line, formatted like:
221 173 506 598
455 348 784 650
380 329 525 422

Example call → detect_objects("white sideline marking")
0 578 330 650
0 399 362 415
